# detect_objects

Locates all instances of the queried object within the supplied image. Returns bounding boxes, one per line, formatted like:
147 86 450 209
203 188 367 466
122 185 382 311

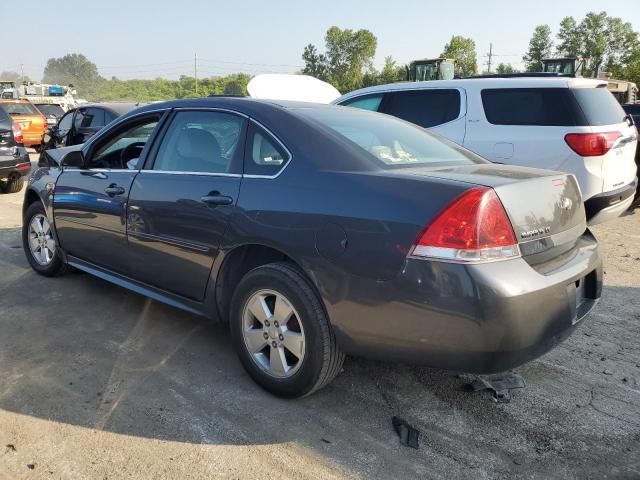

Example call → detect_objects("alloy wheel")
241 289 306 378
28 214 55 265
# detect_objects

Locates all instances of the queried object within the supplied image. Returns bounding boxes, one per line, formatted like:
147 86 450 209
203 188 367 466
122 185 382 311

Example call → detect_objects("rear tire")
230 262 345 398
2 176 24 194
22 202 69 277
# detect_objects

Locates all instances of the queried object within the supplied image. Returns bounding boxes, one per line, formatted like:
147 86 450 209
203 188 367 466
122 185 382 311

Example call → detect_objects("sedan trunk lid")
392 164 586 264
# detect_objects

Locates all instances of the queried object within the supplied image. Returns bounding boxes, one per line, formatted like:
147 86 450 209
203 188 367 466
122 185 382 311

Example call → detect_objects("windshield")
571 87 627 126
296 107 484 168
36 104 64 117
1 102 40 115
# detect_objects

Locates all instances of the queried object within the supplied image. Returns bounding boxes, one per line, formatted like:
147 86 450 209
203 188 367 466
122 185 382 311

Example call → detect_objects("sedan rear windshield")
35 104 64 117
1 102 39 115
296 107 483 168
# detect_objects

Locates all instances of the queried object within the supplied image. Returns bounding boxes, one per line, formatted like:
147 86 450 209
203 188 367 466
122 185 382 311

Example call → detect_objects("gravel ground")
0 162 638 479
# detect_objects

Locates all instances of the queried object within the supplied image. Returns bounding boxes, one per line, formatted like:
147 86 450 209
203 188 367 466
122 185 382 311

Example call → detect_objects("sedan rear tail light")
11 122 23 144
565 132 622 157
410 187 519 262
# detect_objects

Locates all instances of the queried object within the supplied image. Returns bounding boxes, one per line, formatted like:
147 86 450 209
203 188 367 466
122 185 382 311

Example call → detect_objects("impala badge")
520 226 551 239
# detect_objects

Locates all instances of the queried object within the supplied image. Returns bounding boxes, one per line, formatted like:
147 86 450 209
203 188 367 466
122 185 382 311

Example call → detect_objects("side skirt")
66 255 210 318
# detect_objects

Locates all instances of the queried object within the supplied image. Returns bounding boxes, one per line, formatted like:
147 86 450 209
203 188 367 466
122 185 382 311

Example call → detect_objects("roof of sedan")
122 97 341 119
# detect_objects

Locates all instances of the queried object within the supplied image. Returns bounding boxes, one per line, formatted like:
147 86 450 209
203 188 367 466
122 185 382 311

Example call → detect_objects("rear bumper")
326 231 602 373
586 177 637 225
0 149 31 179
22 131 45 147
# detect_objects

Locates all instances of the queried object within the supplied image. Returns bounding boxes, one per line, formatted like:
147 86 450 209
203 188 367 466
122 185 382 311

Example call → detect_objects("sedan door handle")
105 185 125 196
201 193 233 206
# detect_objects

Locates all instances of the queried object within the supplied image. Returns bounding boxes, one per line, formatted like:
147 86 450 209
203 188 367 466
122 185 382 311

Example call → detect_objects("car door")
44 109 75 149
53 112 166 273
125 109 246 301
71 107 108 145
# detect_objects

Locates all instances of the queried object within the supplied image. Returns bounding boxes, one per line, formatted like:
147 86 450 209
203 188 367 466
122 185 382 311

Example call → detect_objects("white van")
335 77 638 225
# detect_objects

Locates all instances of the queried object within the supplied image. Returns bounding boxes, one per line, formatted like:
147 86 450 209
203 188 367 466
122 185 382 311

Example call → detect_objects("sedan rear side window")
381 89 461 128
481 88 577 126
244 123 290 176
153 111 243 174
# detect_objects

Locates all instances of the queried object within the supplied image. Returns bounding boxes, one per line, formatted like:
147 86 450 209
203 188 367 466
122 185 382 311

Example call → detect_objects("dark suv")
622 103 640 204
0 107 30 193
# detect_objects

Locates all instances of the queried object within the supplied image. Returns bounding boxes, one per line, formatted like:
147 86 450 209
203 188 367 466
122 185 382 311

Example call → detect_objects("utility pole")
486 43 493 74
194 53 198 96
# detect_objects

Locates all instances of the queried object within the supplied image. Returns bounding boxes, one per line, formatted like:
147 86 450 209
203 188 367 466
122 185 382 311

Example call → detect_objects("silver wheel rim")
242 289 306 378
28 214 55 266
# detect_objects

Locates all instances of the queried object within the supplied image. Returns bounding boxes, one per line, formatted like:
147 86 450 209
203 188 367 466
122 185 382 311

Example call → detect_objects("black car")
622 103 640 204
41 102 140 150
33 103 66 128
0 107 30 193
623 103 640 124
24 98 602 397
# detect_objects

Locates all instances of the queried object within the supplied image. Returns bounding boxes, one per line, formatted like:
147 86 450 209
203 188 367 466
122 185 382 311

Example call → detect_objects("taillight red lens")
11 122 23 144
411 187 519 262
565 132 622 157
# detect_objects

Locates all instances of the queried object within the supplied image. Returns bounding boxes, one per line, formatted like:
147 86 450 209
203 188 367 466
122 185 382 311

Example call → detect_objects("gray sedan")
24 98 601 397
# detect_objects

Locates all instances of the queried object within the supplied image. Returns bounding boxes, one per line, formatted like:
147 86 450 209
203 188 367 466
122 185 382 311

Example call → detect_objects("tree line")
0 11 638 101
523 11 640 81
1 53 251 102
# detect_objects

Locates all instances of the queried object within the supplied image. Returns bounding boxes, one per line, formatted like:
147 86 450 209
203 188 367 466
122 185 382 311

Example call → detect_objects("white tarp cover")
247 74 340 104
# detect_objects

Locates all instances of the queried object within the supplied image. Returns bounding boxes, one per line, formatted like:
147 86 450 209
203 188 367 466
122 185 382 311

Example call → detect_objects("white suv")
335 77 638 225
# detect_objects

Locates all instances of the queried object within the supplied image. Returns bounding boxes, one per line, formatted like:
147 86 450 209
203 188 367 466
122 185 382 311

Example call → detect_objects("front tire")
22 202 69 277
230 262 345 398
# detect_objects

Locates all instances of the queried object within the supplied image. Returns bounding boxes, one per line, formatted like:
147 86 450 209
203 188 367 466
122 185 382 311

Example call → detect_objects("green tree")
301 44 329 81
325 26 377 92
569 12 640 77
441 35 477 77
301 26 377 93
90 73 252 102
378 56 405 84
361 56 405 87
578 12 610 75
42 53 102 96
0 71 31 83
496 63 518 74
622 46 640 86
556 17 582 58
523 25 554 72
603 16 639 75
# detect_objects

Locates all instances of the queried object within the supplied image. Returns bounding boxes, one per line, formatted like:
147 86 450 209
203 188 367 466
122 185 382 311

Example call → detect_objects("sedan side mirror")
61 150 85 168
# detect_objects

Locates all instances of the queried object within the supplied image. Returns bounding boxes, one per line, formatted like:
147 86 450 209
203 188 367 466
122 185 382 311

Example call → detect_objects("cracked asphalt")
0 157 639 479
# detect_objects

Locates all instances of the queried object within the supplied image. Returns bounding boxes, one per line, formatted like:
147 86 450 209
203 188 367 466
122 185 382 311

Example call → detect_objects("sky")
1 0 639 83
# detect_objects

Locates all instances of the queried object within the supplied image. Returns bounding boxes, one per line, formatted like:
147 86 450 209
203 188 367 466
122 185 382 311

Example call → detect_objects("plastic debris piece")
469 371 526 403
392 416 419 449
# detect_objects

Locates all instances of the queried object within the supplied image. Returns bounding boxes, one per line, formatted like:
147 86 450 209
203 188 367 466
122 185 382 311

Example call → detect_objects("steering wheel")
120 142 146 169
